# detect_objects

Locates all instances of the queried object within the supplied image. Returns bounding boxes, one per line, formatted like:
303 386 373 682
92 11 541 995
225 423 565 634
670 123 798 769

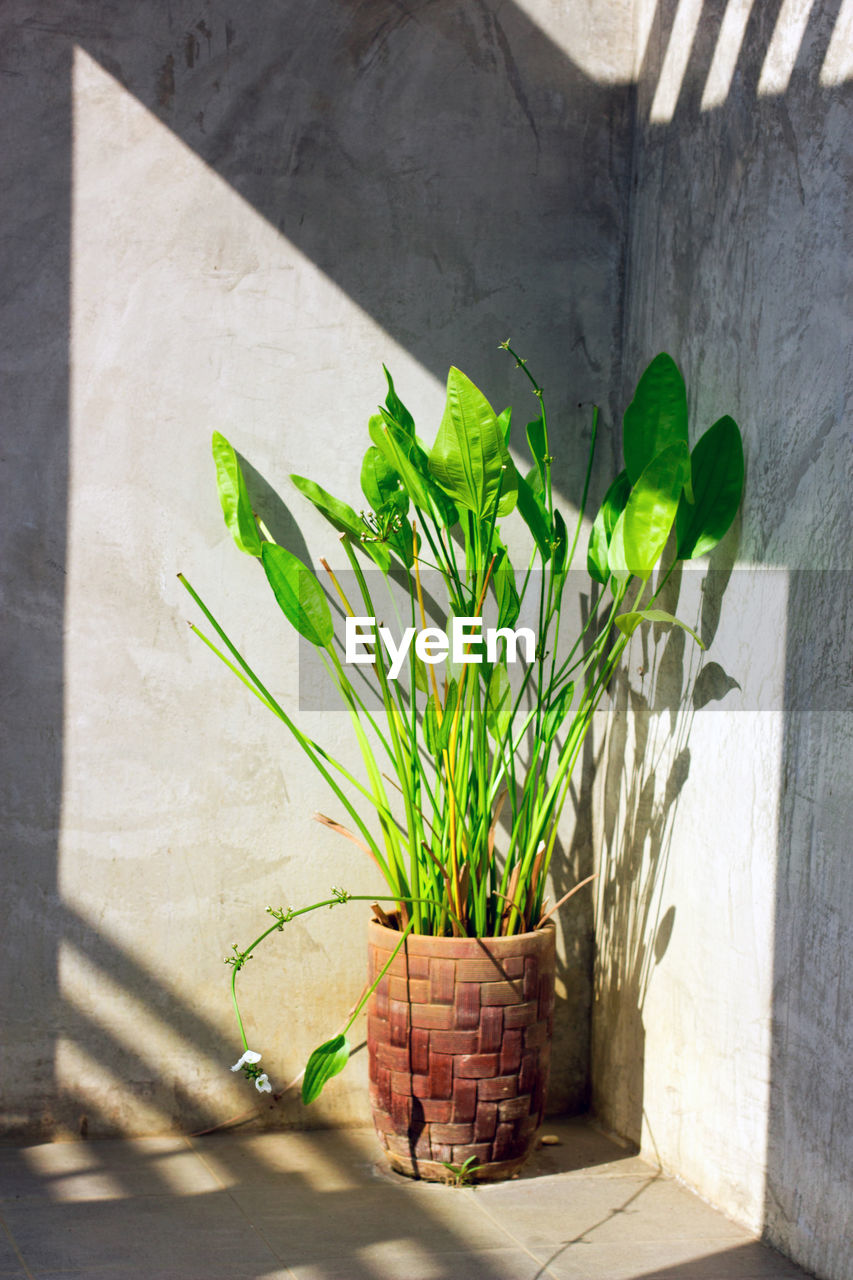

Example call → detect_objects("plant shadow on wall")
591 547 741 1145
180 347 744 1182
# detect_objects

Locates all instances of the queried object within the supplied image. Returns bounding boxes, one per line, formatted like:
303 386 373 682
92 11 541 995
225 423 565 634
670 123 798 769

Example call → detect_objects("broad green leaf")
498 406 512 445
370 413 458 528
552 508 568 579
622 441 691 577
360 446 408 518
486 663 511 740
676 415 744 559
437 680 459 752
383 366 415 436
526 417 547 488
623 354 689 489
607 510 631 589
516 468 551 561
360 446 413 568
424 682 458 754
423 697 438 754
301 1033 351 1104
261 543 333 648
614 608 704 649
212 432 262 557
493 544 520 631
587 470 631 584
290 473 390 571
543 682 575 742
428 367 517 520
413 655 429 694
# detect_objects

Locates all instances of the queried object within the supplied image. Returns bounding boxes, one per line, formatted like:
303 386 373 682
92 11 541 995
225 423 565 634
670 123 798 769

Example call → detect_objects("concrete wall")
591 4 852 1279
1 1 632 1139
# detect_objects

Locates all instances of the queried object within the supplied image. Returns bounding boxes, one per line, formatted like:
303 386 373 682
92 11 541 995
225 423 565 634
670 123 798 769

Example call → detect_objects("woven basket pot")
367 918 556 1182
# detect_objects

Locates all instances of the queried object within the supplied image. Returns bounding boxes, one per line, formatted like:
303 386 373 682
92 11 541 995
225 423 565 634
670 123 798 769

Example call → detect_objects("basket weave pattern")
367 919 556 1180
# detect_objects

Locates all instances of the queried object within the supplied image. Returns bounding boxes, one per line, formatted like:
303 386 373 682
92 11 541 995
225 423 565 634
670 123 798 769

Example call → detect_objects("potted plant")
180 346 744 1180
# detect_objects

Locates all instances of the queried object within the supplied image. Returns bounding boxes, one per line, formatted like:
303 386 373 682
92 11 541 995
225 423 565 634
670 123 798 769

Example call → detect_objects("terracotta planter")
367 918 556 1182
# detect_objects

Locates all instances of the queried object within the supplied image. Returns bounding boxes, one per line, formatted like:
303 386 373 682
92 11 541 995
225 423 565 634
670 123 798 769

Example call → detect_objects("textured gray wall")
591 4 852 1279
0 1 631 1139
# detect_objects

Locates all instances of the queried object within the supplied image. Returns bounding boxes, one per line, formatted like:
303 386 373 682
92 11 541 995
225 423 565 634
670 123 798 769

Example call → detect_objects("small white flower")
231 1049 262 1072
254 1073 272 1094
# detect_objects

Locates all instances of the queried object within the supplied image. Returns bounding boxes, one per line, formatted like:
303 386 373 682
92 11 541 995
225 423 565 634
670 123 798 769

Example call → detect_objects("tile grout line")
460 1187 563 1279
0 1204 36 1280
182 1135 300 1280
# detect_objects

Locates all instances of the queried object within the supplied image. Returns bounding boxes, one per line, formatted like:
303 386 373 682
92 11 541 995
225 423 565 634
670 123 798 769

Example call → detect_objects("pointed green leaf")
516 469 551 561
370 413 458 528
543 682 575 742
436 680 458 752
622 441 691 577
360 446 409 518
676 415 744 559
587 470 631 584
607 510 631 589
212 432 263 557
301 1033 351 1104
261 543 333 648
623 354 689 487
526 417 547 488
615 608 704 649
290 473 390 571
383 366 415 436
423 697 438 754
486 663 511 740
498 406 512 445
428 367 517 520
413 655 429 694
552 508 568 579
493 544 520 630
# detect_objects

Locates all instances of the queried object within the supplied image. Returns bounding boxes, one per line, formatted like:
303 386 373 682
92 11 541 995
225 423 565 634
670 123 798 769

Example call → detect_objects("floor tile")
0 1190 282 1275
288 1243 549 1280
473 1169 751 1252
538 1238 815 1279
0 1138 218 1203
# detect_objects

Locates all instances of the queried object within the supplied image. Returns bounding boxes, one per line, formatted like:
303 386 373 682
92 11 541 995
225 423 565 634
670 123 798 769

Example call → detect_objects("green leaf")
614 608 705 649
437 680 458 752
486 663 511 740
607 510 631 589
497 406 512 445
552 508 568 579
493 544 520 630
622 441 691 577
516 468 551 561
413 655 429 694
526 417 547 488
301 1033 351 1104
212 432 263 557
543 682 575 742
424 682 458 755
360 446 408 519
290 473 390 571
370 413 458 528
261 543 333 648
383 366 415 436
428 367 517 520
587 470 631 585
623 354 689 488
676 415 744 560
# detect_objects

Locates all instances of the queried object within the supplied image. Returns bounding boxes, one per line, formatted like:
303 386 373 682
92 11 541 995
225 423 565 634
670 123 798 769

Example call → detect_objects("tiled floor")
0 1118 814 1279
